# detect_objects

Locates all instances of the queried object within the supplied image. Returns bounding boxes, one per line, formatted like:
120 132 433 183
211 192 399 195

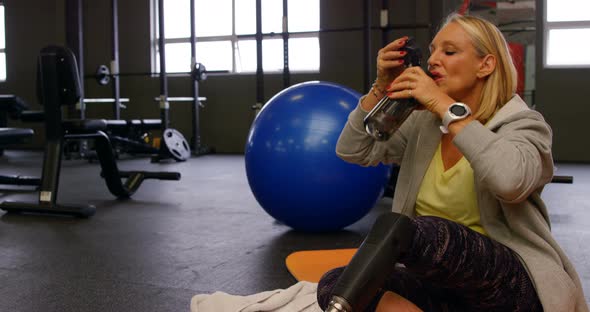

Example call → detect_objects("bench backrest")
37 45 81 109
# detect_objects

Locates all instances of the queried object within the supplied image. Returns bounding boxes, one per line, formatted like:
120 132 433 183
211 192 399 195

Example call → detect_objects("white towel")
190 281 323 312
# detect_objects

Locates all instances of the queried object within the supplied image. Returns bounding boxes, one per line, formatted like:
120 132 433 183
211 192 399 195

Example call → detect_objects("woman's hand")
375 37 411 92
386 67 454 118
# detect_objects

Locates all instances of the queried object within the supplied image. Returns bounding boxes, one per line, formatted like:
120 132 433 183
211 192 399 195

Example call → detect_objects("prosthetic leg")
325 212 416 312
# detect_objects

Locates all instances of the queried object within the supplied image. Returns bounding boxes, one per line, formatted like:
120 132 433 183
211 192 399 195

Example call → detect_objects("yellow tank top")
415 143 487 235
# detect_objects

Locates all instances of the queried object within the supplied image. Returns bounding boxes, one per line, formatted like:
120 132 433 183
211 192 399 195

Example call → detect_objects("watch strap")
439 103 471 134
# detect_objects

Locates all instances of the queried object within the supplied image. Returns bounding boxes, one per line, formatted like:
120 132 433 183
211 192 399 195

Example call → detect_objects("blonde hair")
441 13 517 122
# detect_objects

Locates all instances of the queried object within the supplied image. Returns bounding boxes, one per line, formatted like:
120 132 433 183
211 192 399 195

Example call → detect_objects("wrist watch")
439 102 471 134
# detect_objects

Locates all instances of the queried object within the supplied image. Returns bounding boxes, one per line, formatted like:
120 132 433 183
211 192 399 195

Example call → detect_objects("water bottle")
363 39 422 141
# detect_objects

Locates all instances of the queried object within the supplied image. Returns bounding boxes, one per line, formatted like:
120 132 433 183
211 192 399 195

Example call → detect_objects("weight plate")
163 128 191 161
95 65 111 86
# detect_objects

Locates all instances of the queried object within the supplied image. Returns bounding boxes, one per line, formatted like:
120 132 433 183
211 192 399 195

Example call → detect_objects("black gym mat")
0 151 587 311
0 150 388 311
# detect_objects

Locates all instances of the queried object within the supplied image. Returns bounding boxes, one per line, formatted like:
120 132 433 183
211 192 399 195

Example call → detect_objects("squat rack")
154 0 210 155
65 0 209 156
249 0 430 108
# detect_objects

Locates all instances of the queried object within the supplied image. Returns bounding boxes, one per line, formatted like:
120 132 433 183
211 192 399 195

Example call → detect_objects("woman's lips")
430 72 443 82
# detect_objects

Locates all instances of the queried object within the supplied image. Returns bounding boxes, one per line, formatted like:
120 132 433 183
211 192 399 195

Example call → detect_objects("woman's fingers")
403 67 428 82
387 68 423 92
378 58 406 73
380 50 407 61
387 68 431 101
385 67 451 114
378 38 409 66
376 37 410 86
381 36 409 52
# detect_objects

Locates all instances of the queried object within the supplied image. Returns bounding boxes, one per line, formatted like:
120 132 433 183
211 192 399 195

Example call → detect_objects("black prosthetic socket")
325 212 416 312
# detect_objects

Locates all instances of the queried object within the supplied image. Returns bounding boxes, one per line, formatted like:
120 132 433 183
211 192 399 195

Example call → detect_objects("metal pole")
189 0 203 154
363 0 371 93
255 0 264 110
65 0 85 119
64 0 89 159
111 0 121 120
158 0 169 129
282 0 290 88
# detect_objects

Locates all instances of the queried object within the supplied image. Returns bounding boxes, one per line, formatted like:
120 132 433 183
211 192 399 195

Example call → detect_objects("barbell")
92 62 208 86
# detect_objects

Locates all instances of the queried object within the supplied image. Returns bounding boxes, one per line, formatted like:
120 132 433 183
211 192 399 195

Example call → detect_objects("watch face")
450 105 467 116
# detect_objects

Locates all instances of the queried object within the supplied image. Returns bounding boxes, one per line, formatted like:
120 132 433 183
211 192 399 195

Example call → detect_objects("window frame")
150 0 320 75
0 3 6 82
543 0 590 68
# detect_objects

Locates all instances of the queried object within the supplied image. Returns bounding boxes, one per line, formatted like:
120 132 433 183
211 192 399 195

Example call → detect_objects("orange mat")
287 248 423 311
285 248 358 283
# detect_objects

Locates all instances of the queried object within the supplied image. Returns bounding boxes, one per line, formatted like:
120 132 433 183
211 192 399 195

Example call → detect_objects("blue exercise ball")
245 81 391 232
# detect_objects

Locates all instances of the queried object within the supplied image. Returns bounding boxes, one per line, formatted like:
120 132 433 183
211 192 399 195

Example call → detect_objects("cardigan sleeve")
335 97 419 167
453 110 554 203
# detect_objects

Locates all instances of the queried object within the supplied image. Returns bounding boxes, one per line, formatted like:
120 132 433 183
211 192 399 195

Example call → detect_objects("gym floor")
0 150 588 311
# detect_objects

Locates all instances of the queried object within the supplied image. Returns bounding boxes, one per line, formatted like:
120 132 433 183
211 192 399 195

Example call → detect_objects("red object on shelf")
508 42 525 97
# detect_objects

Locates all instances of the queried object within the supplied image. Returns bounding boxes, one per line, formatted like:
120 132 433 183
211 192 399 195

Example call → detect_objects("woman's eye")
445 51 456 55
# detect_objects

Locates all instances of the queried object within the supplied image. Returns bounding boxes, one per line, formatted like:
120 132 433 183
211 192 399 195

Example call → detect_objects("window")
0 4 6 81
152 0 320 74
544 0 590 67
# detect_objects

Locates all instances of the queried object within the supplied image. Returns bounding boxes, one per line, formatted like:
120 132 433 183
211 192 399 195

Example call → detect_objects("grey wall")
535 0 590 162
0 0 439 154
0 0 66 147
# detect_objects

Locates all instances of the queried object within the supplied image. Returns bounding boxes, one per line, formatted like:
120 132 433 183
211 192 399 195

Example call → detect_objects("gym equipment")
0 45 181 218
83 97 129 106
160 128 191 161
0 95 30 126
0 95 33 156
0 96 40 186
97 119 162 157
93 62 210 86
154 0 210 158
149 96 202 161
245 81 391 232
191 62 207 82
325 212 416 312
551 175 574 183
95 64 111 86
93 61 208 85
0 127 41 187
63 0 193 162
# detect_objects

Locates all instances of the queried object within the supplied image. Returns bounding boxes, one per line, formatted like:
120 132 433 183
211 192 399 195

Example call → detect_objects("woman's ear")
477 54 496 78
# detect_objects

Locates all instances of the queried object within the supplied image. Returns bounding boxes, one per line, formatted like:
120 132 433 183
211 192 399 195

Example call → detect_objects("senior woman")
317 13 588 312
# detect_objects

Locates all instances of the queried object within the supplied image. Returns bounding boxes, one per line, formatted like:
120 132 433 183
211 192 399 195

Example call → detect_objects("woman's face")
428 22 485 103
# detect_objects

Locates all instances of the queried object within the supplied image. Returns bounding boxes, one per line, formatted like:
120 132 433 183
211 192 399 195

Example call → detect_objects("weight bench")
104 119 161 156
0 95 30 126
0 45 182 218
0 128 41 186
0 95 33 156
107 119 162 134
102 118 189 161
0 95 164 161
0 128 33 145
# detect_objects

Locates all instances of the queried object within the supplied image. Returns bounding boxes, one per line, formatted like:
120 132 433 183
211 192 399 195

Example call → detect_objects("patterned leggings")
317 216 543 312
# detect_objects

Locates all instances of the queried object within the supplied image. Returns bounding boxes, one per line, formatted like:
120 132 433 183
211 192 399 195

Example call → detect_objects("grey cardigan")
336 95 588 312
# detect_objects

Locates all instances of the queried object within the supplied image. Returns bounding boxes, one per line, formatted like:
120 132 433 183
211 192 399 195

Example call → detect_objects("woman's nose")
427 52 438 69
